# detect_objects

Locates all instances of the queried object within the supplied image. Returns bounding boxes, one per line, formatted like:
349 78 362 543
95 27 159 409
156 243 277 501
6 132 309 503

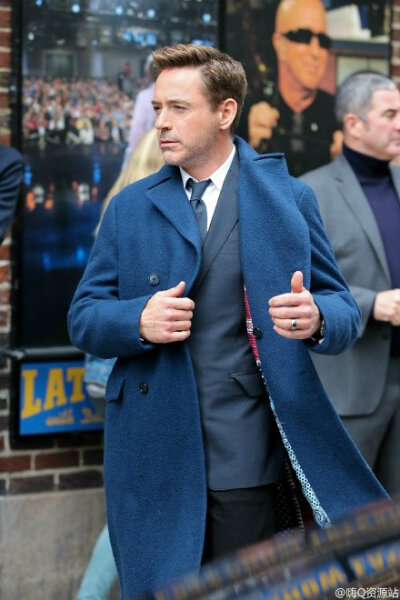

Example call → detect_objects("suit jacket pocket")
230 371 266 398
105 372 125 403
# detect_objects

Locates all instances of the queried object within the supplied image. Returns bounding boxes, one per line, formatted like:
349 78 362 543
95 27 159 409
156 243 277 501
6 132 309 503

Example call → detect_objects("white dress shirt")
180 145 236 230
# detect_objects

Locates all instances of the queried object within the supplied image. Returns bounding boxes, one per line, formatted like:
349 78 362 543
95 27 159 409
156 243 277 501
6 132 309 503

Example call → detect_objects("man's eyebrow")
152 98 191 106
382 108 398 116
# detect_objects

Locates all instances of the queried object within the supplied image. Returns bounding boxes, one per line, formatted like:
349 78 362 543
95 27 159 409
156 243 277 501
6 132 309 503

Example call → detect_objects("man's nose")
309 35 322 55
394 112 400 129
155 109 172 130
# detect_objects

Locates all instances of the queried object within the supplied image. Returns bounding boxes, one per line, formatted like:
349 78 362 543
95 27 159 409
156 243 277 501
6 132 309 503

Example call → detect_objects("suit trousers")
201 484 275 564
341 357 400 499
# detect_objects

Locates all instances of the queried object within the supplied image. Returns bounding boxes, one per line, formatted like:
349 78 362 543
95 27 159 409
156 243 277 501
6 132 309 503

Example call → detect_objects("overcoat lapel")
240 152 312 285
334 155 390 282
146 166 202 253
191 153 239 295
235 139 387 526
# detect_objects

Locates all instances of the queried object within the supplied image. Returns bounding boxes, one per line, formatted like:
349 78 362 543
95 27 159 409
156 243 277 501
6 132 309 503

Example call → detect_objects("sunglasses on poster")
282 28 332 50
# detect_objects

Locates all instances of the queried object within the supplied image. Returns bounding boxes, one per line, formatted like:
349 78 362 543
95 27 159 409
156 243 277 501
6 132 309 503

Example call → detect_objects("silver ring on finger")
291 318 297 331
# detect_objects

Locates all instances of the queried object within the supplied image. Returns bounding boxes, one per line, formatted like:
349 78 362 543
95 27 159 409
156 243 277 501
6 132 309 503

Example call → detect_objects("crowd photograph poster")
19 0 219 350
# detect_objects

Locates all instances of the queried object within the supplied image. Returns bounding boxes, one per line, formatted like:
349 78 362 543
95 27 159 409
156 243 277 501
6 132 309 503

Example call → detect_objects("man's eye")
153 106 161 113
174 105 186 111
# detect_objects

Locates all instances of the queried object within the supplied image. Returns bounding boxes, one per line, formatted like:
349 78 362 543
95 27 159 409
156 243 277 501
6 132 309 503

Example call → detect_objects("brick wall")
0 0 16 496
0 2 11 147
0 0 105 497
391 0 400 83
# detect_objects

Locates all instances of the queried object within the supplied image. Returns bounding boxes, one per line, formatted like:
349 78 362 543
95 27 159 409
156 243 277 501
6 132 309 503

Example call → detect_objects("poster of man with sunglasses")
233 0 390 177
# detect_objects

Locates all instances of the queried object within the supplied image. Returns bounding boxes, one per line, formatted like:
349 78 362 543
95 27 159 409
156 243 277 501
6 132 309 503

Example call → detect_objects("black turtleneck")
343 143 400 356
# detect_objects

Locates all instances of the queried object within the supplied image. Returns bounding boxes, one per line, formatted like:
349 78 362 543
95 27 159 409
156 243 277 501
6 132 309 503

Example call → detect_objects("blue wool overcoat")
68 137 387 599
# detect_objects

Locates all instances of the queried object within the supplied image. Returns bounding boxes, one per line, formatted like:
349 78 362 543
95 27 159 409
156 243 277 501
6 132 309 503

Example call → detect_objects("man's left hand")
268 271 321 339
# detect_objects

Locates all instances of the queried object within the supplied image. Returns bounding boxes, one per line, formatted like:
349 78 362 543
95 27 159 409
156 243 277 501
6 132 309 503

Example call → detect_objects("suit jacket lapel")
390 164 400 205
191 153 239 295
334 155 390 281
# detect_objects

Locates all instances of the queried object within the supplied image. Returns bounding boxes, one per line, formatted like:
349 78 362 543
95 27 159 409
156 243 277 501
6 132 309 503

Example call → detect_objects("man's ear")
218 98 237 130
344 113 364 140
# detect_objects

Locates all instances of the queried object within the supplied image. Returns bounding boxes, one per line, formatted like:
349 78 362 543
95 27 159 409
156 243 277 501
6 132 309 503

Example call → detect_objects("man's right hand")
248 101 280 149
373 289 400 326
139 281 195 343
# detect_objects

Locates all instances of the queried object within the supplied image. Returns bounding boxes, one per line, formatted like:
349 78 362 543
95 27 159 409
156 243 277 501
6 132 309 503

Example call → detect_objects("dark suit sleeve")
0 148 24 243
297 184 361 355
67 197 155 358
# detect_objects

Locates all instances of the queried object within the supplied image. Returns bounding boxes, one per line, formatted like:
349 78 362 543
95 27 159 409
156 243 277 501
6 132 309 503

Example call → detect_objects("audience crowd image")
22 77 134 148
19 69 152 346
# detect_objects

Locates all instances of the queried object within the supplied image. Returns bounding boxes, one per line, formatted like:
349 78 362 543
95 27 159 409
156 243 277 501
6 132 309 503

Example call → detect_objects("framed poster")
227 0 391 177
17 0 220 350
12 0 220 438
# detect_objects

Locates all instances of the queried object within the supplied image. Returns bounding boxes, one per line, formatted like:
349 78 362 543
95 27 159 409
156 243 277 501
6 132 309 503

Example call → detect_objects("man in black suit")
241 0 341 176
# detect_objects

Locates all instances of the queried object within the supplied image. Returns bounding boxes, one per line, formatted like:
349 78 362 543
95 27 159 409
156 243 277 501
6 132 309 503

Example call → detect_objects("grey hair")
336 72 397 125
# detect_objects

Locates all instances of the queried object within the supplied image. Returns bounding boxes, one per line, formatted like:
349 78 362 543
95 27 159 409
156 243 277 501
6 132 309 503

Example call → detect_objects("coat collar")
332 154 390 282
238 138 312 290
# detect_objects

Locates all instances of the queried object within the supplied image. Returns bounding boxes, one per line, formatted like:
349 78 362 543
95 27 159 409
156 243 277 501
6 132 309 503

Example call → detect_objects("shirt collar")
179 145 236 191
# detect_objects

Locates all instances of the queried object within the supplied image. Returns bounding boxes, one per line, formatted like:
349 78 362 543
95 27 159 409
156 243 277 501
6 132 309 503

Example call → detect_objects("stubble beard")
161 144 202 170
161 128 219 171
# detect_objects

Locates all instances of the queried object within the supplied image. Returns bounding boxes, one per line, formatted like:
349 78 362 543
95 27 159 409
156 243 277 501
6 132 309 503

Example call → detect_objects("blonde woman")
77 128 163 600
95 127 163 235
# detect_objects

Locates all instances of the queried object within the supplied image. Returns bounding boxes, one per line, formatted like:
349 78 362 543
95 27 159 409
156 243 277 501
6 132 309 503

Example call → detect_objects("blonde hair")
96 128 163 233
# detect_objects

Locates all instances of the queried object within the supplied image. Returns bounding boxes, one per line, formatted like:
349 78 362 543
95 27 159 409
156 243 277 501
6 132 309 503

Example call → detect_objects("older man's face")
274 0 329 93
356 88 400 160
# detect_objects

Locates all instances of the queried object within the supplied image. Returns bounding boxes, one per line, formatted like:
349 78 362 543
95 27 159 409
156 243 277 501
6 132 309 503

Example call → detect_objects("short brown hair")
152 44 247 132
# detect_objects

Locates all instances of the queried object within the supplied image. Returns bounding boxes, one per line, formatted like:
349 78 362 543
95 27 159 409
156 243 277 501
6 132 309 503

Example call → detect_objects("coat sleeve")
67 198 155 358
0 149 24 243
297 184 361 355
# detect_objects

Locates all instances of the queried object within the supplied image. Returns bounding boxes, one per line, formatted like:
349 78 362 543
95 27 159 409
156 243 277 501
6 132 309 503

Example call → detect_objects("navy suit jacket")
68 137 386 599
0 145 24 243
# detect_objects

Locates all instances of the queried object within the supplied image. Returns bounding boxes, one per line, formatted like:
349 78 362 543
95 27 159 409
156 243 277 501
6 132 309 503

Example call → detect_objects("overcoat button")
139 382 149 394
253 327 262 339
149 273 160 286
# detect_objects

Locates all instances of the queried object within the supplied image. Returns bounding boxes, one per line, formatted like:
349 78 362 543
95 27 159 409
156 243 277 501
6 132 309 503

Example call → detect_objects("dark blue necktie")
187 178 211 243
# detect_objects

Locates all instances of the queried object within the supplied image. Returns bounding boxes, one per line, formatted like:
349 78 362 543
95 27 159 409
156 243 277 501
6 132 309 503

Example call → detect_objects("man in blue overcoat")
68 45 387 599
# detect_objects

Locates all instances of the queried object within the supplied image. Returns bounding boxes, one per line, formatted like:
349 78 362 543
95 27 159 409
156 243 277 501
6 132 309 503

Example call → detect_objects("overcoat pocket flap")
230 371 266 398
105 373 125 402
